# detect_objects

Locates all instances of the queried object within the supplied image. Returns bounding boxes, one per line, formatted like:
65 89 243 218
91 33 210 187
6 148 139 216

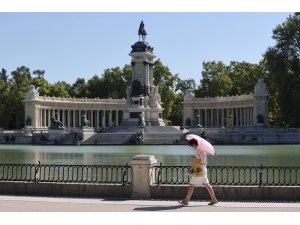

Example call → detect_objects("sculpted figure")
138 21 147 41
81 115 90 128
49 114 63 129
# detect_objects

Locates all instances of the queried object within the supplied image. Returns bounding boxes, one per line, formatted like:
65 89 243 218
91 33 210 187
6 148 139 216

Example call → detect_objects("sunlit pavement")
0 195 299 212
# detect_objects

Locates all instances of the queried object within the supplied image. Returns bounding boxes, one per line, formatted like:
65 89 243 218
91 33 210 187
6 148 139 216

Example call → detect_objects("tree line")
1 13 299 129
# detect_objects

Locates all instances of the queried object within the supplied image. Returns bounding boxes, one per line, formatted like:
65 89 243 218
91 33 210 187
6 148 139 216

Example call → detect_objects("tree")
228 61 264 95
33 69 45 78
49 81 70 98
95 65 130 99
263 13 300 127
3 66 32 128
153 59 178 120
195 61 232 97
70 78 88 98
195 61 263 98
175 78 196 94
0 69 9 128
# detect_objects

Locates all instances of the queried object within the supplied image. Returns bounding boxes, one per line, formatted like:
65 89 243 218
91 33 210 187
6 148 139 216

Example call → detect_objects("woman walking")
179 134 218 206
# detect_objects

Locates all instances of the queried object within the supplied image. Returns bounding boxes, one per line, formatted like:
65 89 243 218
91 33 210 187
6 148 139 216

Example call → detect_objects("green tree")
94 65 131 99
49 81 70 98
0 69 9 128
32 69 51 96
228 61 264 95
5 66 32 128
195 61 263 98
70 78 88 98
195 61 232 97
175 78 196 94
153 59 178 120
263 13 300 127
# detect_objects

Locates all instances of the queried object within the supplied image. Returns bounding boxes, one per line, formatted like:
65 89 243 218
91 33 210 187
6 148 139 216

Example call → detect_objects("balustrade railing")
0 162 132 185
0 162 299 186
154 163 300 186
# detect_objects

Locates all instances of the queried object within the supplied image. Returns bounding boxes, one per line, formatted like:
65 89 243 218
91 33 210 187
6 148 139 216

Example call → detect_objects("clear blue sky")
0 12 293 85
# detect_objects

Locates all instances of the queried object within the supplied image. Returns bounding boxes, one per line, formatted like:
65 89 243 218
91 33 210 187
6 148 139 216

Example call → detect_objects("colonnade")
193 106 255 128
36 107 123 129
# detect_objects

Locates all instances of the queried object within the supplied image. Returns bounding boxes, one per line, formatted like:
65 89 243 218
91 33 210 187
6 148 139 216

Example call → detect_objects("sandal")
178 200 189 206
208 200 218 205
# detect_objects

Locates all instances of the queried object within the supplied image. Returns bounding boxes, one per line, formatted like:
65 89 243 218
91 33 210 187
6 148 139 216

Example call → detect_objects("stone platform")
82 126 183 145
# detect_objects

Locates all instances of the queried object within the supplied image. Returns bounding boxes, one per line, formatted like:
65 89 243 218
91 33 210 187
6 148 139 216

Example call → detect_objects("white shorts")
189 165 209 186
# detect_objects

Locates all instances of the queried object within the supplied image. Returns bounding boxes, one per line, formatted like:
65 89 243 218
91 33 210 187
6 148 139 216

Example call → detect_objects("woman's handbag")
188 159 205 177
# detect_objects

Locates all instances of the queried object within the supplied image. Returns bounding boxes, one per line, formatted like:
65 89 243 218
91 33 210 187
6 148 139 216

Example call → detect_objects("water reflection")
0 144 299 166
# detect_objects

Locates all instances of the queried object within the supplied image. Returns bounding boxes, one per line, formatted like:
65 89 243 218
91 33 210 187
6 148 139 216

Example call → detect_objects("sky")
0 11 294 85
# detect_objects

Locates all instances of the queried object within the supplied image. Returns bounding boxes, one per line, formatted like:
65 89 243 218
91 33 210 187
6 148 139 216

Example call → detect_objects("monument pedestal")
48 128 65 140
24 126 33 135
80 127 94 141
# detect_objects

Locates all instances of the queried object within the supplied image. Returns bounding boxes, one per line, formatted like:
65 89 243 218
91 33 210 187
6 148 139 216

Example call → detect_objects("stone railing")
35 95 126 104
190 94 255 103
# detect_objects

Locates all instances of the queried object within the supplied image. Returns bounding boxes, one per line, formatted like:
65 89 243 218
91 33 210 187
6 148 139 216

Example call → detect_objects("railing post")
157 162 162 185
130 155 157 199
34 161 41 183
259 164 263 188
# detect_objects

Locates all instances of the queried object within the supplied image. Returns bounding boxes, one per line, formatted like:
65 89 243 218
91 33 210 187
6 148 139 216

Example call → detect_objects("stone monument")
122 21 165 126
48 113 64 140
80 114 94 141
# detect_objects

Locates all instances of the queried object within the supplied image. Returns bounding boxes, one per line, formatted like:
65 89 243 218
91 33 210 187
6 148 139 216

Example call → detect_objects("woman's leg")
180 184 195 205
203 183 218 204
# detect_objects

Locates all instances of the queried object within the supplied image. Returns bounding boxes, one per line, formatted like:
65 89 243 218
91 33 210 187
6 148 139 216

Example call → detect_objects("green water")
0 144 299 167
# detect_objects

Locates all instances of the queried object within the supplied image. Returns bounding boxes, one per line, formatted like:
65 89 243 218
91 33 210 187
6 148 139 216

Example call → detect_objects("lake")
0 144 299 167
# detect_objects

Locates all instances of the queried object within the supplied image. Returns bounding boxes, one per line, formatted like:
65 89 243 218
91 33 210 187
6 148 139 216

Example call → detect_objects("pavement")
0 195 299 212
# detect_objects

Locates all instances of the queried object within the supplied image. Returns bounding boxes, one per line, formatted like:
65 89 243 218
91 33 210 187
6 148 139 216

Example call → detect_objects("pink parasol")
186 134 215 155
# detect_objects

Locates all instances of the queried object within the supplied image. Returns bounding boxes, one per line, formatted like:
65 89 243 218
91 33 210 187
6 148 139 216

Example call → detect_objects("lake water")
0 144 299 167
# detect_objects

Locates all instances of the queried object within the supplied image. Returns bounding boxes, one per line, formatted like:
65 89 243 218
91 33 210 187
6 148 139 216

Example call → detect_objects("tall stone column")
62 109 65 127
205 109 208 127
116 110 119 126
91 110 94 127
210 109 213 127
73 110 75 128
108 110 112 127
102 110 106 127
221 108 224 127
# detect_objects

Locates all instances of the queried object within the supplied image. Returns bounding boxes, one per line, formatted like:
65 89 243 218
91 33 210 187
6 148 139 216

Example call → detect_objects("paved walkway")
0 195 299 212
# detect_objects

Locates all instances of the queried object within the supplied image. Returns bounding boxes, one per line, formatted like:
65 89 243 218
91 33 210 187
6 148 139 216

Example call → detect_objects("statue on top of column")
138 21 147 41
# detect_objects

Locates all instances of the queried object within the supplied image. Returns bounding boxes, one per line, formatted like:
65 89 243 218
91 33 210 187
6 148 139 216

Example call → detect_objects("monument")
122 21 165 126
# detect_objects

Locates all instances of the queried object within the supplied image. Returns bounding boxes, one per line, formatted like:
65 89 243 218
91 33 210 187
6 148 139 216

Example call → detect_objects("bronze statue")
138 21 147 41
49 114 63 129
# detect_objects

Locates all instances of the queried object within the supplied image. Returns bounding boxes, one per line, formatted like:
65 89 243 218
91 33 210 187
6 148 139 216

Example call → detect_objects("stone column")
108 110 112 127
216 108 219 127
43 109 46 127
67 110 70 128
57 109 60 121
221 108 224 127
210 109 213 127
226 108 229 127
91 110 94 127
96 110 99 128
73 110 75 128
79 110 82 127
131 155 157 199
244 107 246 127
62 109 65 127
205 109 208 127
102 110 106 127
116 110 119 126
